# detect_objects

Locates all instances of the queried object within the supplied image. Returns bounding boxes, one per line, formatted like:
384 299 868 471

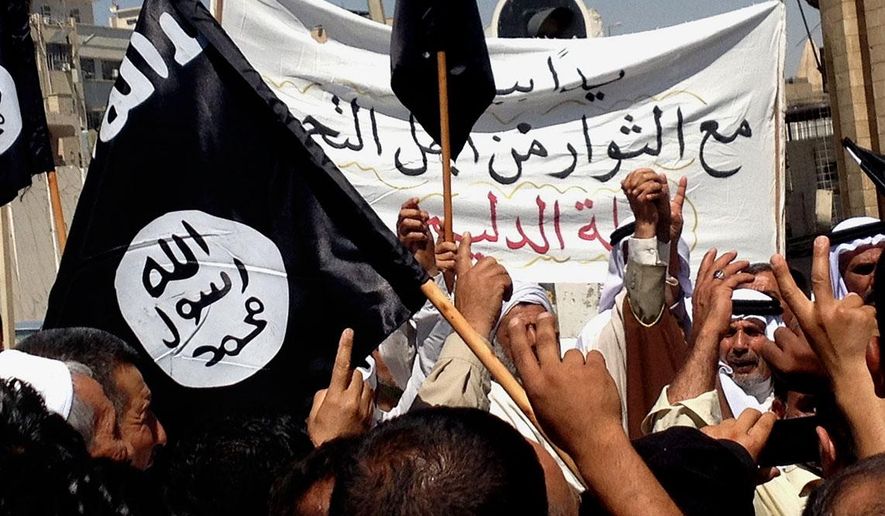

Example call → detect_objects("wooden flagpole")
46 170 67 252
421 279 586 488
436 51 456 292
0 206 16 349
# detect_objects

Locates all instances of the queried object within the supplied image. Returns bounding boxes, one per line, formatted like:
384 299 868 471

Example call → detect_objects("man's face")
840 245 883 302
71 374 130 462
114 364 167 469
719 318 772 389
495 303 551 357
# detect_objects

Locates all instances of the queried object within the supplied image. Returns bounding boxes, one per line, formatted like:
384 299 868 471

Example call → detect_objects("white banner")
222 0 785 283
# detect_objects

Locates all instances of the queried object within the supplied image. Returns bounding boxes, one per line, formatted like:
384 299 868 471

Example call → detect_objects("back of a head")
17 327 139 412
0 378 127 515
164 413 312 516
270 437 359 516
804 454 885 516
330 407 547 516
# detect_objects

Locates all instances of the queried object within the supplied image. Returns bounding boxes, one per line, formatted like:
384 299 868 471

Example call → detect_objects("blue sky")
93 0 821 76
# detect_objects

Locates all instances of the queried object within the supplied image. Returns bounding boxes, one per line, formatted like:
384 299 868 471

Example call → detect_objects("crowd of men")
2 168 885 515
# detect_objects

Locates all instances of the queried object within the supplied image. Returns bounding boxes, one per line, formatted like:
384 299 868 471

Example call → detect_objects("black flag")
0 1 55 205
390 0 495 160
843 138 885 194
44 0 429 434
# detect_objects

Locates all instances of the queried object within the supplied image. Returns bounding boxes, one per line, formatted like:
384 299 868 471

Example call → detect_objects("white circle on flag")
0 65 24 155
115 210 289 388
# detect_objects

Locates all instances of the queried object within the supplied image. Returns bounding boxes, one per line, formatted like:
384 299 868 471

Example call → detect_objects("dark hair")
17 327 140 414
329 407 548 516
745 262 774 275
0 378 130 515
270 437 358 516
803 453 885 515
164 413 312 516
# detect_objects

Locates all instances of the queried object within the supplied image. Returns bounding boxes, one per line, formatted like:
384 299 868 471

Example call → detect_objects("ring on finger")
713 270 726 280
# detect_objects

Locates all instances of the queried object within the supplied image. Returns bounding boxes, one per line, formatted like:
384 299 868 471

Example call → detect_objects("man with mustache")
642 253 821 515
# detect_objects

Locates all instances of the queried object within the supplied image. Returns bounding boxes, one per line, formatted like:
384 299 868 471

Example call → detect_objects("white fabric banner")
222 0 785 283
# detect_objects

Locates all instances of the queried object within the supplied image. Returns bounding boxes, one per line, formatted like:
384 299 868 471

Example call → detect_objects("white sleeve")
627 236 670 267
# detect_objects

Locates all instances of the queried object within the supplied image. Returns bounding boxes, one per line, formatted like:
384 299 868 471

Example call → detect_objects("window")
40 5 51 19
70 9 80 23
101 60 121 81
46 43 72 71
80 58 95 80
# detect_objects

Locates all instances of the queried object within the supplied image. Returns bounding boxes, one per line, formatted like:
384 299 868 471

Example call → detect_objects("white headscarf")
492 281 554 339
0 350 73 418
729 288 783 340
828 217 885 299
597 218 693 313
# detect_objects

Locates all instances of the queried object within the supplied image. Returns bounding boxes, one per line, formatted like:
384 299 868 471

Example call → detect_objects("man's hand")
770 238 877 380
701 409 776 462
701 409 778 483
307 329 374 447
397 198 437 275
761 326 828 393
508 312 622 458
510 313 683 516
454 232 512 338
434 223 458 274
770 237 885 457
622 169 666 241
668 176 688 244
690 249 755 343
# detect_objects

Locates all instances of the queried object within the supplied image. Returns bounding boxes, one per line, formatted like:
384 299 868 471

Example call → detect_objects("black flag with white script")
843 138 885 195
0 1 55 205
390 0 495 160
44 0 429 434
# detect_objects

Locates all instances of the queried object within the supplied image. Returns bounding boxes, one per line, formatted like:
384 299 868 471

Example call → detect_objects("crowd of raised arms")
2 168 885 516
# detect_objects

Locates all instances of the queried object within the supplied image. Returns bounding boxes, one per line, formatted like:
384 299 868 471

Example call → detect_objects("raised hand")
668 176 688 244
454 232 512 338
770 237 885 457
434 220 458 274
307 329 374 447
761 325 827 393
691 249 754 342
769 238 877 379
622 168 666 240
508 313 622 457
397 197 436 275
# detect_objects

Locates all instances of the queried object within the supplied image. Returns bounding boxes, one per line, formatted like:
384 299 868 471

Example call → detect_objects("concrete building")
4 7 130 325
28 13 130 168
785 40 839 242
77 24 131 131
814 0 885 218
30 0 95 25
108 4 141 29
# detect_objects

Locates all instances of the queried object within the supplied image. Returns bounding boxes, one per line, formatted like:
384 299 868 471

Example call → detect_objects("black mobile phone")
757 416 820 468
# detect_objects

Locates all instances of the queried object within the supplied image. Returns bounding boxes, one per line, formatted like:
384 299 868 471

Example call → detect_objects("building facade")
815 0 885 218
785 40 840 242
4 5 130 323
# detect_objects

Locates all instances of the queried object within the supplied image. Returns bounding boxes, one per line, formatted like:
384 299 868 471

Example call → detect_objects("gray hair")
65 361 96 449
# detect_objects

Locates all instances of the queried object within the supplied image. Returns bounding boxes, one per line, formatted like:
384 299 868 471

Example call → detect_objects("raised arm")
666 250 753 404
